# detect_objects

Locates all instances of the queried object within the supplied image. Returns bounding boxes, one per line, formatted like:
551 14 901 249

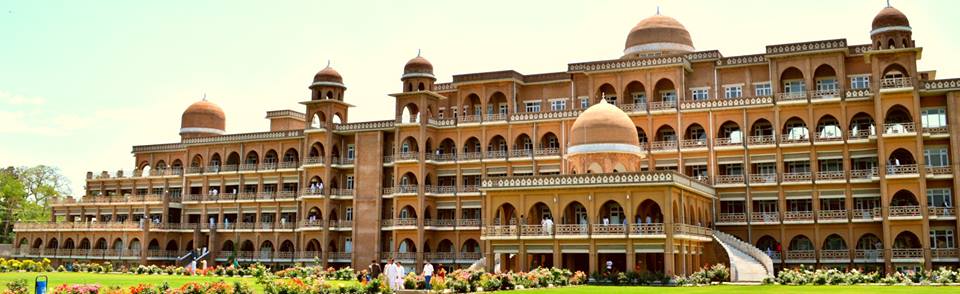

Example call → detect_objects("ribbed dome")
180 100 225 137
570 100 640 147
403 55 434 78
624 15 694 57
872 6 910 32
313 65 344 86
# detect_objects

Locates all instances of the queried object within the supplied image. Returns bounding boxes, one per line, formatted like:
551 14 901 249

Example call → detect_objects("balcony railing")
592 224 626 235
929 207 956 218
926 165 953 176
783 211 814 222
680 138 708 149
555 224 588 236
855 249 884 261
304 157 323 165
820 249 850 260
714 137 743 147
811 89 840 99
649 140 677 151
923 126 950 136
848 128 874 140
648 100 676 111
785 250 816 260
818 210 847 221
714 175 744 185
883 122 916 135
535 148 560 156
673 224 712 237
629 223 664 235
853 208 882 220
780 135 809 144
458 152 482 161
814 132 843 143
891 248 923 259
816 170 845 181
717 213 746 223
485 113 507 122
520 225 549 236
880 77 912 89
747 135 776 146
485 150 508 159
482 225 517 237
782 172 811 183
931 248 959 260
849 168 878 180
751 212 780 223
886 164 919 176
749 174 778 184
889 205 921 218
776 91 807 101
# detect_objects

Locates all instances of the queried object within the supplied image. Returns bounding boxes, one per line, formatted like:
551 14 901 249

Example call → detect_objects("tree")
15 165 71 206
0 168 27 243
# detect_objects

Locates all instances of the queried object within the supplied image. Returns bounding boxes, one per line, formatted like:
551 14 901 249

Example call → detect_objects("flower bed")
381 267 585 293
25 281 256 294
588 264 729 286
768 266 960 285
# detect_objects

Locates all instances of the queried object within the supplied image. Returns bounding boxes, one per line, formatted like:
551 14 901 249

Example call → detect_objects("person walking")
368 259 382 281
423 260 435 290
395 261 406 289
384 258 397 290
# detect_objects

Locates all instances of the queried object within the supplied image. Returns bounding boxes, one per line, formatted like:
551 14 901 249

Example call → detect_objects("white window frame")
347 144 355 159
930 228 955 248
921 107 947 128
724 84 743 99
579 96 589 109
924 146 950 167
849 74 871 89
549 98 567 111
754 82 772 97
346 175 354 189
690 87 709 101
927 188 952 207
524 100 541 113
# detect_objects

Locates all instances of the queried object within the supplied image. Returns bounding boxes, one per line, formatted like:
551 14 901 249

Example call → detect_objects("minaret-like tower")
304 62 350 126
870 3 914 50
400 50 435 92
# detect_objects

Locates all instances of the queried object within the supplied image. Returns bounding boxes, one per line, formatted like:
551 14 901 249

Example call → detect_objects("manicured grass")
0 272 263 291
506 285 958 294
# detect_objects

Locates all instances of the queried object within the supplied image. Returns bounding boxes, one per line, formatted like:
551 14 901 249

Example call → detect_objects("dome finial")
202 92 207 101
326 60 331 68
886 0 891 7
417 49 421 57
656 5 660 15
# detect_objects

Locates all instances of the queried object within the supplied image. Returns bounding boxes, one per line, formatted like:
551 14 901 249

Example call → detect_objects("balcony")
330 189 353 198
849 168 878 181
781 172 812 183
749 174 778 185
923 126 950 137
484 113 508 122
555 224 589 237
780 135 809 145
784 250 816 263
618 103 647 113
301 187 324 197
929 207 956 219
714 175 744 186
680 139 708 150
817 210 847 222
509 149 534 158
880 77 912 90
889 205 921 219
673 224 712 238
304 157 324 165
811 89 841 100
854 249 884 262
592 224 627 237
647 100 677 111
882 122 916 136
886 164 919 177
717 213 746 224
814 133 843 144
396 152 418 161
931 248 960 261
649 140 677 152
775 91 807 102
847 129 875 141
458 152 482 161
628 223 665 236
751 212 779 224
485 150 508 160
458 115 481 124
747 135 776 147
926 165 953 178
481 225 517 239
14 221 141 232
424 219 456 229
713 137 743 148
535 148 561 157
819 249 850 262
852 208 882 222
430 153 456 162
891 248 923 260
783 210 814 223
816 170 845 182
520 225 551 238
239 163 258 172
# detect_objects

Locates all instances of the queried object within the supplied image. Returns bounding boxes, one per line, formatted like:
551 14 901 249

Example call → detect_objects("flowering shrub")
0 258 51 272
51 284 100 294
3 279 29 294
767 266 960 285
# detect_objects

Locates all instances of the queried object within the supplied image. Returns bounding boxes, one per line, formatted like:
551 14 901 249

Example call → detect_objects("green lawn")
0 272 264 291
507 285 958 294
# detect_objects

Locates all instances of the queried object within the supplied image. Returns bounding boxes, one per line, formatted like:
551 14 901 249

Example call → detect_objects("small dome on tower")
403 55 434 79
180 99 225 138
312 63 344 87
569 100 641 150
871 6 910 35
623 14 694 58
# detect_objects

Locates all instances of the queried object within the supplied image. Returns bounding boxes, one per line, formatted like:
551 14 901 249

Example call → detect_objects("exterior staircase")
712 230 773 283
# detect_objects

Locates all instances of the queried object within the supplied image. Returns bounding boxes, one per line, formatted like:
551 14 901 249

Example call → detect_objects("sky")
1 0 958 196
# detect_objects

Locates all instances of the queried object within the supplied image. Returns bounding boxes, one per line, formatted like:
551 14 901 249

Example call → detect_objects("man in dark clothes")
369 260 382 278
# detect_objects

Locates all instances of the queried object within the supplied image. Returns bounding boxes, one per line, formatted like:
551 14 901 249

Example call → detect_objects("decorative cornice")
178 127 225 135
568 56 688 73
567 143 644 156
265 110 306 120
765 39 847 56
922 78 960 92
716 54 767 67
684 50 722 62
334 120 395 132
481 171 715 197
871 25 912 35
623 42 695 56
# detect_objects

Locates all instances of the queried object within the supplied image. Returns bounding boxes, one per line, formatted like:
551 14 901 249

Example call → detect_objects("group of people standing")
365 259 442 290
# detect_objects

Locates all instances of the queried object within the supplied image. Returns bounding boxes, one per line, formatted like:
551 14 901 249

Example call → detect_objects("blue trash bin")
35 275 48 294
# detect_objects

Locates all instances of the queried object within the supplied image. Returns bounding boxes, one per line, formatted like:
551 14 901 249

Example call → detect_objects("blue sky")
1 0 958 195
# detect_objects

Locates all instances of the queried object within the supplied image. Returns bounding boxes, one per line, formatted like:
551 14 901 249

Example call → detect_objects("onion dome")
624 14 694 57
568 99 642 155
871 6 910 35
403 52 435 79
312 62 345 88
180 99 225 137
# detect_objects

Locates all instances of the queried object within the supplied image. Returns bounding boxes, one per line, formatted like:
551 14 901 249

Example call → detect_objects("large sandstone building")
14 5 960 279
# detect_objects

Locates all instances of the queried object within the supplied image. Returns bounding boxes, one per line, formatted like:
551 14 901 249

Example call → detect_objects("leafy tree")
0 165 70 242
0 168 27 243
15 165 71 206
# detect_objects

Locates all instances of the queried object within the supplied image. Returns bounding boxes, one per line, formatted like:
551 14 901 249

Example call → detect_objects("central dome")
569 100 641 151
623 14 694 58
180 100 225 139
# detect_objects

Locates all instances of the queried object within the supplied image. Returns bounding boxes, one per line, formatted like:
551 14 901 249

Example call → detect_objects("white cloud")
0 90 46 106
